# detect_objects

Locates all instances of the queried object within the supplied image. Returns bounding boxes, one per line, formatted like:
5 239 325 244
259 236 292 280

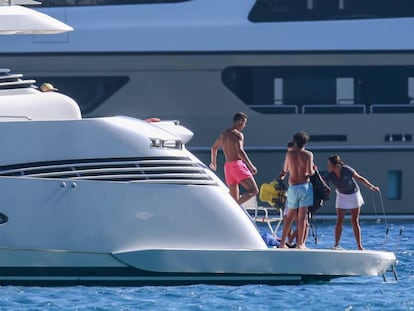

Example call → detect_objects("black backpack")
308 168 331 243
309 168 331 214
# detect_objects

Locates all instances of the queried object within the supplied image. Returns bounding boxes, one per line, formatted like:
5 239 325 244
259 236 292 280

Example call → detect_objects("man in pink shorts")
210 112 259 205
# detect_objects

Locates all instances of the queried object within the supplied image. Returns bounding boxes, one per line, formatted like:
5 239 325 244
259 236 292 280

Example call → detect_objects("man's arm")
278 153 289 180
209 136 221 171
308 152 315 176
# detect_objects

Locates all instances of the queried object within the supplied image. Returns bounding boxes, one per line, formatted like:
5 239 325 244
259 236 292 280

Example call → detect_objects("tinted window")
35 76 129 114
387 170 402 200
249 0 414 22
222 66 413 114
310 135 347 142
36 0 192 7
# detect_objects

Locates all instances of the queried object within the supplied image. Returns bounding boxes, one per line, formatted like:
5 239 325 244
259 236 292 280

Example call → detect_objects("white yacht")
0 66 396 286
0 0 412 216
0 2 398 286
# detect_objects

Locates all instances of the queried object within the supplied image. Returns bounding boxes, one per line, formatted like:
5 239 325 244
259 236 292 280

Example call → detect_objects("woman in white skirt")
324 155 380 250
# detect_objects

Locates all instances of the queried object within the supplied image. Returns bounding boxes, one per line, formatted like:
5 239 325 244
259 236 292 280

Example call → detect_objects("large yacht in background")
1 0 413 214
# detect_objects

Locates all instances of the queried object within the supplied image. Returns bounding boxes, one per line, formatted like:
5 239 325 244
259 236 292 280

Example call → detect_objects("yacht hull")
0 174 396 286
0 248 396 286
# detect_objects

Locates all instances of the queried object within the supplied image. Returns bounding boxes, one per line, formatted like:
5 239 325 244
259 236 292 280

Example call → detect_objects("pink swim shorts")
224 160 252 185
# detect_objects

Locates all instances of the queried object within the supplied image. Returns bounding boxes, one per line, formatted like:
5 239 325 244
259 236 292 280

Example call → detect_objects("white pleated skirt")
335 189 364 209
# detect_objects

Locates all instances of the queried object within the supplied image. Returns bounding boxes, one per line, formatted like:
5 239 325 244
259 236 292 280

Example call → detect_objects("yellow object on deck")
259 180 287 209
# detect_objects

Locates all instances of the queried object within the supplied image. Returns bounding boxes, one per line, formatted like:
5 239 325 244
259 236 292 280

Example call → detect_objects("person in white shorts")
324 155 380 250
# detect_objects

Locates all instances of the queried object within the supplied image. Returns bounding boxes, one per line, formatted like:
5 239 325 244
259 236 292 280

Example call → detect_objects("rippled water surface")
0 219 412 311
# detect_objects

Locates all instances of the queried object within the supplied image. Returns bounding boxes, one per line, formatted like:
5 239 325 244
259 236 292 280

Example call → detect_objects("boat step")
382 264 398 282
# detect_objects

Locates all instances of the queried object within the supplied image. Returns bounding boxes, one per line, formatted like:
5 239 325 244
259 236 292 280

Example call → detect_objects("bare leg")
228 183 239 203
296 206 308 249
287 231 293 244
335 208 346 247
288 228 297 244
303 217 309 244
350 207 364 250
279 208 297 248
287 211 298 244
238 176 259 205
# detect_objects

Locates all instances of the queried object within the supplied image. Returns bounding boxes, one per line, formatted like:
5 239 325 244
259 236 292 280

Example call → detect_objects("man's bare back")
210 116 256 174
284 149 314 185
220 128 244 162
278 131 314 249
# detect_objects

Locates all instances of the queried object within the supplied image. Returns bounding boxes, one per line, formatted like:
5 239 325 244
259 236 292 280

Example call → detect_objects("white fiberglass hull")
0 173 396 286
0 247 396 286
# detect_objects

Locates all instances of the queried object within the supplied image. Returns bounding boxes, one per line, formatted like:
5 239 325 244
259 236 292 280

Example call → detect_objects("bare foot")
358 246 364 251
297 244 307 249
278 244 287 249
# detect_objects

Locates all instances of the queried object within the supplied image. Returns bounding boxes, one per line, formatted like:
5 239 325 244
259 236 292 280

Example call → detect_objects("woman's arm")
353 171 380 192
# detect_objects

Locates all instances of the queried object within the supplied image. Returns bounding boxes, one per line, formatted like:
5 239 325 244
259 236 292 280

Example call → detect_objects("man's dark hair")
233 112 248 122
287 141 295 148
293 131 309 149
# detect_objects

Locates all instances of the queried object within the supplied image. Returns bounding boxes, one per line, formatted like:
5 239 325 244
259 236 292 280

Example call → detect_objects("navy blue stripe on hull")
0 267 335 286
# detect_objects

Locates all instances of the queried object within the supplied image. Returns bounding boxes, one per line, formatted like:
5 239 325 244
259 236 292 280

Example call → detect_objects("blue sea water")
0 219 412 311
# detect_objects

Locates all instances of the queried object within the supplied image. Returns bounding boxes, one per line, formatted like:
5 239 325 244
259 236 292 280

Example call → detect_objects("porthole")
0 213 8 225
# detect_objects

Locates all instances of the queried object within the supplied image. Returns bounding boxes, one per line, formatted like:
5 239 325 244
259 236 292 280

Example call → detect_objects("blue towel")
260 231 280 247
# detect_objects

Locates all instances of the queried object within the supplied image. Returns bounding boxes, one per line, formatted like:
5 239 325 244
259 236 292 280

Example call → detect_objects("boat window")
309 135 347 142
384 134 412 142
273 78 283 104
0 213 8 225
336 78 354 105
387 170 402 200
34 76 129 114
222 66 414 114
249 0 414 22
408 78 414 103
35 0 192 7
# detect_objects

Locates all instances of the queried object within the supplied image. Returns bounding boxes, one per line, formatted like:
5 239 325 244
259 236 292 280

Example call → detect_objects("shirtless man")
278 131 315 249
210 112 259 205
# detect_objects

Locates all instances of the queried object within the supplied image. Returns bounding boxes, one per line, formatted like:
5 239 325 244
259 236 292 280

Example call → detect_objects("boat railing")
0 115 32 120
249 105 298 114
370 104 414 114
337 98 355 105
302 104 366 114
250 103 414 115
